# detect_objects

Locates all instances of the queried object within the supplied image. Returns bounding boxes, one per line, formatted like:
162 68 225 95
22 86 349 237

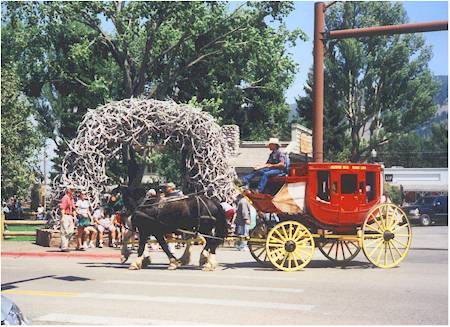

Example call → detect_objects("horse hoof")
121 255 129 264
168 259 181 270
129 263 141 270
202 265 214 272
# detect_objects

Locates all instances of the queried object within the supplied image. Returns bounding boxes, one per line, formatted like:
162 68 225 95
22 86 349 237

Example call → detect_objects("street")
1 226 448 325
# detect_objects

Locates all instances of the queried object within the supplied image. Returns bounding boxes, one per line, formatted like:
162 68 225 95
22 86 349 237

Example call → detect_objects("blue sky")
283 1 449 103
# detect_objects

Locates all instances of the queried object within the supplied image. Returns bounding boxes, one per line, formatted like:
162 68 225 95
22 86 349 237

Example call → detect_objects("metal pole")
328 20 448 39
43 142 47 212
313 2 325 162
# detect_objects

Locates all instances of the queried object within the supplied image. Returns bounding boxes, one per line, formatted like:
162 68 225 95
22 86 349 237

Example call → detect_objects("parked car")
402 196 448 226
1 295 30 325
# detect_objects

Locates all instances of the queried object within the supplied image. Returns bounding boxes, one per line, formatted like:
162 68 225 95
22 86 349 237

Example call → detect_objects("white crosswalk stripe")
131 270 299 281
78 292 314 311
104 279 304 293
34 313 204 325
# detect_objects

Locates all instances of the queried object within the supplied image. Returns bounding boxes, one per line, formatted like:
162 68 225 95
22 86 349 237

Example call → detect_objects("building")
384 167 448 203
222 123 313 176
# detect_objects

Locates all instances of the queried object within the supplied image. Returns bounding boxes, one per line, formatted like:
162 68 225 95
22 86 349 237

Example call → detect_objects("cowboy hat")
267 137 281 147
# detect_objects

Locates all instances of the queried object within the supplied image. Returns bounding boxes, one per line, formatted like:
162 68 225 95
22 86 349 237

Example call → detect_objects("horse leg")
129 232 148 270
141 242 151 268
202 240 219 272
199 243 210 267
120 229 134 264
155 233 180 270
179 243 192 266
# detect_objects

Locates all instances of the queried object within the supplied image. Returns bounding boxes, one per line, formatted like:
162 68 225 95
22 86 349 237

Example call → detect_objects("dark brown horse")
118 186 228 271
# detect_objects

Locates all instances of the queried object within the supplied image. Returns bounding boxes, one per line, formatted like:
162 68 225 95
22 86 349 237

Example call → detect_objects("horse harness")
132 192 222 241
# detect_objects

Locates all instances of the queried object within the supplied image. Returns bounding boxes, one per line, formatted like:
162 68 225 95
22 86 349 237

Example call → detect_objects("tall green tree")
3 1 304 185
296 2 438 162
1 67 43 200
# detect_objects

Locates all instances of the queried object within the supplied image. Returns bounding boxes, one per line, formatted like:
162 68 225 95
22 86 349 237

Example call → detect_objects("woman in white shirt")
76 191 97 250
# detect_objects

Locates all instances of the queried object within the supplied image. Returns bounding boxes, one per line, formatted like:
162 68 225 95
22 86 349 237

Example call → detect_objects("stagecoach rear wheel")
317 238 361 264
248 224 271 267
266 221 315 272
362 203 412 268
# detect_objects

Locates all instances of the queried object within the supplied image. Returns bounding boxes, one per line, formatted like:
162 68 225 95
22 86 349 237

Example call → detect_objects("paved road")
1 226 447 325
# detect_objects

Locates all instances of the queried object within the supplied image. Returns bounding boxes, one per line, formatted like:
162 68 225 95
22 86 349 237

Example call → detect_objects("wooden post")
0 213 4 240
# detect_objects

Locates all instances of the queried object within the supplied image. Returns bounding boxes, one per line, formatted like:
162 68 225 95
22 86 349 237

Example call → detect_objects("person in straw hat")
240 137 287 193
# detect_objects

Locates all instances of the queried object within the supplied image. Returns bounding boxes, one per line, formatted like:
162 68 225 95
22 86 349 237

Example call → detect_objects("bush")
384 183 402 205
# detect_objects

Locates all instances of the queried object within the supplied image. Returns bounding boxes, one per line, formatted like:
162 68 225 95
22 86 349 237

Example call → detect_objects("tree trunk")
350 126 360 163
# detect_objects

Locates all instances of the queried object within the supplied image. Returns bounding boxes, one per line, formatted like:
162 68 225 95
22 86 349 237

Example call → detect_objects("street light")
370 149 377 163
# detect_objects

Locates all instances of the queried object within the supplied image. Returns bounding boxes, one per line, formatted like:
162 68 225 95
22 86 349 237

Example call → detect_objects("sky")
39 1 449 178
283 1 449 104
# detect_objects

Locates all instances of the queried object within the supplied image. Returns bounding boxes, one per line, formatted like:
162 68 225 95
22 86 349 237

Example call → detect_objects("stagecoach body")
247 162 383 227
242 162 412 272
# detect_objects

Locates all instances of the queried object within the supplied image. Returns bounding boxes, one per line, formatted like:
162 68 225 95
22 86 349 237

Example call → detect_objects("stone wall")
221 124 240 156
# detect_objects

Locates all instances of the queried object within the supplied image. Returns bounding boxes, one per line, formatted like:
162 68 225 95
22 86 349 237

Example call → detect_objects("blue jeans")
242 168 284 192
235 223 249 250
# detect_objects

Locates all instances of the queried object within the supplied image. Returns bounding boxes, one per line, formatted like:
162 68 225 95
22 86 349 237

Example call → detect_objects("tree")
296 2 438 162
3 1 305 185
1 67 43 200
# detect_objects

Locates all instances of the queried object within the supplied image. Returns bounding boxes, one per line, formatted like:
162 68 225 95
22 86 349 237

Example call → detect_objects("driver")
239 137 286 193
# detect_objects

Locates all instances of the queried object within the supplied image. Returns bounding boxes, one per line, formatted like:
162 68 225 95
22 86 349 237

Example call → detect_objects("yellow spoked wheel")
318 239 361 264
266 221 315 272
248 224 271 267
362 203 412 268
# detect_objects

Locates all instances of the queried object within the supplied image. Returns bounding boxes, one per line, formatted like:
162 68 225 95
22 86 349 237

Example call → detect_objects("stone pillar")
221 125 240 156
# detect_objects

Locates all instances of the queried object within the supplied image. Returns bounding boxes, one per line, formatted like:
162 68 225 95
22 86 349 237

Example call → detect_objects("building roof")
384 167 448 192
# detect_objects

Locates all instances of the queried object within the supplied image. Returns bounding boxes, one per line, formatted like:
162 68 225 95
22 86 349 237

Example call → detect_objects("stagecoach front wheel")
266 221 315 272
362 203 412 268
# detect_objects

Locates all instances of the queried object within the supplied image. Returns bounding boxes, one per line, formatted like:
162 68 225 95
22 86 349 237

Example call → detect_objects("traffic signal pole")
312 1 447 163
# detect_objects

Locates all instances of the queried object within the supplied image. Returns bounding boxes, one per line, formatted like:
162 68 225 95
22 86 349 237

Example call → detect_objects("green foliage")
3 1 304 183
1 67 43 200
384 183 402 205
382 123 448 168
147 146 183 187
296 2 438 163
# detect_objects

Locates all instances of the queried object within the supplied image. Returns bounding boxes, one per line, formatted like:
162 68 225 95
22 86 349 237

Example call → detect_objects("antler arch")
55 98 238 208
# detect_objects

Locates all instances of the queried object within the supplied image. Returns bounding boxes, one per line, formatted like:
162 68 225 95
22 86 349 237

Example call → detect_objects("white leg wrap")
199 249 209 267
202 253 218 272
129 255 143 270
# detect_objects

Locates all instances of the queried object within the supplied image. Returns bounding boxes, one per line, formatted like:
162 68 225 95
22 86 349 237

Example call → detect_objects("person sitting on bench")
240 137 286 193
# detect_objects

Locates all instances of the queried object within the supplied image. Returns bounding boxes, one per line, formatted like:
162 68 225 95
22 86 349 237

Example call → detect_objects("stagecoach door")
338 171 366 224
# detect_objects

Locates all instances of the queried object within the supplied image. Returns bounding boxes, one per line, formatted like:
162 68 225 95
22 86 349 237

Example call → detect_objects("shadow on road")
2 274 93 290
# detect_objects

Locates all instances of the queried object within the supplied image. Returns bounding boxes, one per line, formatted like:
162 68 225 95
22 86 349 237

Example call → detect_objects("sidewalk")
1 241 122 259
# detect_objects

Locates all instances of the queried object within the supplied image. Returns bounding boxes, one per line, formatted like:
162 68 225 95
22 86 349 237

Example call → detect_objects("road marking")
104 279 304 293
34 313 204 325
2 289 79 297
6 289 314 312
135 270 299 281
79 292 314 311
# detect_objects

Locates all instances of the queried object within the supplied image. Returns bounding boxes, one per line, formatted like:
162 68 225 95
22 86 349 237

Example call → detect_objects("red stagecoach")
241 162 412 272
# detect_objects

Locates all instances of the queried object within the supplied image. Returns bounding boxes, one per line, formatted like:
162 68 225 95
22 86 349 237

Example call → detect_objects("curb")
1 251 121 259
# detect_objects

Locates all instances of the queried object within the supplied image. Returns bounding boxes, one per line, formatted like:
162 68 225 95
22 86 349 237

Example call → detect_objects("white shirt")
76 199 91 216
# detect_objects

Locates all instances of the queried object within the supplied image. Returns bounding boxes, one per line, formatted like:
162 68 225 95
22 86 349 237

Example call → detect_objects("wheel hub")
284 240 297 252
383 230 395 241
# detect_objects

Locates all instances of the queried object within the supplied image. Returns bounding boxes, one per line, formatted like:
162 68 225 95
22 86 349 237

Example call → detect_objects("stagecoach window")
366 172 376 202
341 174 358 194
317 170 330 202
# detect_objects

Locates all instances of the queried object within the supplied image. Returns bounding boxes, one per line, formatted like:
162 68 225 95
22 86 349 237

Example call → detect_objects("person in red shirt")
59 186 76 252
